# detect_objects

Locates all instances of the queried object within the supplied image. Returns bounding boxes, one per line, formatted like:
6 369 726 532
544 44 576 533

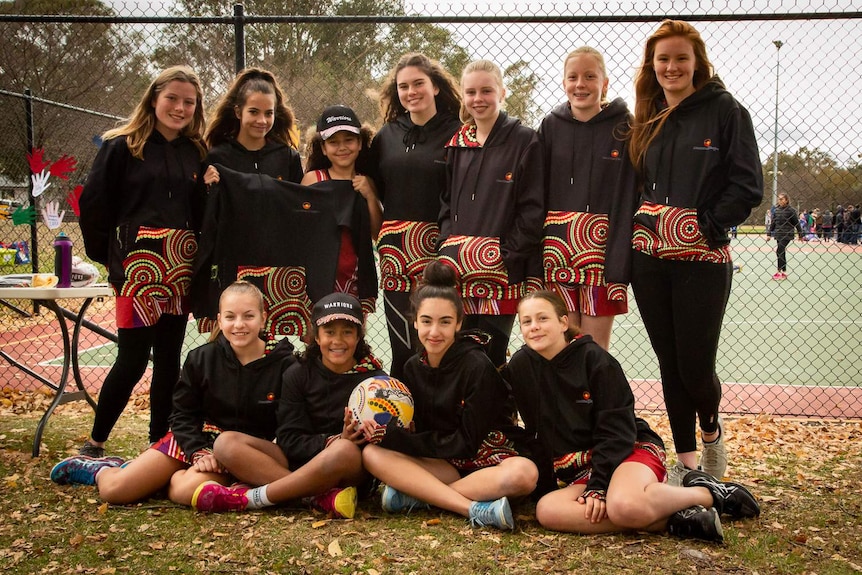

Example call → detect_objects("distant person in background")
821 209 834 241
537 46 637 351
768 193 802 280
78 66 207 457
368 53 463 379
627 20 762 485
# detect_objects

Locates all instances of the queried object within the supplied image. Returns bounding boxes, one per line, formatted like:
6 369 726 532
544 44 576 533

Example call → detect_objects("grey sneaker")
468 497 514 531
666 460 692 487
700 417 728 479
78 440 105 458
667 505 724 543
682 470 761 519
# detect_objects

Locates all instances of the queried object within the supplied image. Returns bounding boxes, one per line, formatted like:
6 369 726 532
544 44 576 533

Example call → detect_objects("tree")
154 0 470 133
0 0 149 187
503 60 539 128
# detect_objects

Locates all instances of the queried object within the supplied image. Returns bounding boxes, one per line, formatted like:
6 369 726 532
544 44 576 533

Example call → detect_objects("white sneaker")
700 417 728 480
666 460 690 487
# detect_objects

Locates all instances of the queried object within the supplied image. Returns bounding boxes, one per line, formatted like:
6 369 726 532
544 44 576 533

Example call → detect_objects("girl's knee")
505 457 539 495
606 494 650 529
535 494 566 530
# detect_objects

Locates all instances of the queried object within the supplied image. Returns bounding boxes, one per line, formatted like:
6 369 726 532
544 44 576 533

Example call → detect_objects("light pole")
772 40 783 207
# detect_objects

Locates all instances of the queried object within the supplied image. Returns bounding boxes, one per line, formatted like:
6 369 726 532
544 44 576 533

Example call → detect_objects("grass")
1 399 861 575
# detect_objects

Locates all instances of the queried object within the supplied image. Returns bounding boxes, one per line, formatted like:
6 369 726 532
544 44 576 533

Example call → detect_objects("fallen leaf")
424 518 441 526
328 539 342 557
312 520 329 529
98 503 109 514
69 533 84 548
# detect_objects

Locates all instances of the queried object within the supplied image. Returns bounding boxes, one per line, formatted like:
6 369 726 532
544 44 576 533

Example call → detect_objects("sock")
245 485 273 510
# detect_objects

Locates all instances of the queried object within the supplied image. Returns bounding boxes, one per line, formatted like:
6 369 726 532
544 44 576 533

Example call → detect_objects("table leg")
71 298 98 410
32 299 71 457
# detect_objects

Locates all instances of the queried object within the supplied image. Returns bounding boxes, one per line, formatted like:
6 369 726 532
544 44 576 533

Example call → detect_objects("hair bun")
421 260 457 289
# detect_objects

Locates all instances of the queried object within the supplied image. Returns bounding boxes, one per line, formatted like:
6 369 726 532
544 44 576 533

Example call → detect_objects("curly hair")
303 123 375 174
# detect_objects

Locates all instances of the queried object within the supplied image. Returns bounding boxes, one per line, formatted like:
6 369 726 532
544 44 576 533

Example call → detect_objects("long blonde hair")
628 20 714 171
103 65 207 160
459 59 504 124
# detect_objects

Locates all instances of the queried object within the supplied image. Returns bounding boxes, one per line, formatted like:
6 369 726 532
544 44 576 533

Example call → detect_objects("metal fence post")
234 3 245 73
24 87 39 315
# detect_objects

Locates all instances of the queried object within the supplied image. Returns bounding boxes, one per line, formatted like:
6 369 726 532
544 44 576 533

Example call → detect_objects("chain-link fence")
1 2 860 418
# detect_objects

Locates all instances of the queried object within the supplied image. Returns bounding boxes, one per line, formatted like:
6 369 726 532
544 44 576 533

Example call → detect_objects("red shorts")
571 444 667 485
547 283 628 317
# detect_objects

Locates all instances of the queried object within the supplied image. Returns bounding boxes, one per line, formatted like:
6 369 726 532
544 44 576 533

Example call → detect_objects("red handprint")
67 184 83 216
27 148 50 174
49 155 77 180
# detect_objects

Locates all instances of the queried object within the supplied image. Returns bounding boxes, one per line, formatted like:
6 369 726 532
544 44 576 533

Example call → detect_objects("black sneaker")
667 505 724 542
682 470 761 519
78 441 105 458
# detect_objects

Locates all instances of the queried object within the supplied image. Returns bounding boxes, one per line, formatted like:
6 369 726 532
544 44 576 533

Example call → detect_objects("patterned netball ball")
347 375 414 432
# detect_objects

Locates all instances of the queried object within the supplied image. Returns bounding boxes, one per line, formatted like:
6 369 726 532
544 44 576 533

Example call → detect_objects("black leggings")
775 234 792 272
383 290 417 381
630 250 731 454
90 313 187 444
461 314 516 369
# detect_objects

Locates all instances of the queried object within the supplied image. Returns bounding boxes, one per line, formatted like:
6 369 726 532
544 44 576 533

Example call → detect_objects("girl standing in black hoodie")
194 68 303 333
438 60 545 369
627 20 763 484
77 66 207 456
538 47 637 350
768 192 802 280
369 52 462 379
362 261 538 531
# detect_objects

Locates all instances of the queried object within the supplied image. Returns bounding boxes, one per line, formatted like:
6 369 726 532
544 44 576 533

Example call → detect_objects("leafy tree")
154 0 470 133
503 60 539 128
0 0 149 185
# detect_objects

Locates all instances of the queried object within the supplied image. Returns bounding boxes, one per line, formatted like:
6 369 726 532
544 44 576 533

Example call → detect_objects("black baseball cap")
316 105 361 140
312 292 363 326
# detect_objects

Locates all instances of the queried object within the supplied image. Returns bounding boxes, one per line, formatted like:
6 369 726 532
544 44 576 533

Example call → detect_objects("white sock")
245 485 273 509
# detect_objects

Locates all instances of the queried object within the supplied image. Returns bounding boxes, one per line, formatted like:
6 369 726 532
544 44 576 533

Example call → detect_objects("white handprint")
41 200 65 229
31 169 51 197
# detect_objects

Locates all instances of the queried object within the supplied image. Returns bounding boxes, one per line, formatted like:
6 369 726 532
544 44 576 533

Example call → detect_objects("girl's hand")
578 493 608 524
352 175 377 201
359 419 388 444
203 165 220 186
192 453 225 474
341 406 366 445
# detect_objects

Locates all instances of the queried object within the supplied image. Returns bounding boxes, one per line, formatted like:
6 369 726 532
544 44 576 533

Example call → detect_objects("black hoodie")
276 354 385 467
380 331 524 460
203 139 303 184
79 132 202 289
505 335 663 495
169 335 296 459
538 98 638 284
369 112 462 222
639 77 763 249
439 112 545 284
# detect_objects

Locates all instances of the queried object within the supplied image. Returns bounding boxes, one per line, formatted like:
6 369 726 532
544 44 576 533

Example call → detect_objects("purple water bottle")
53 232 73 288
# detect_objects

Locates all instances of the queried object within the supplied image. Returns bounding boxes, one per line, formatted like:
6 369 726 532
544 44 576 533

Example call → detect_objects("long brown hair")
628 20 714 171
205 67 299 149
377 52 461 124
103 65 206 160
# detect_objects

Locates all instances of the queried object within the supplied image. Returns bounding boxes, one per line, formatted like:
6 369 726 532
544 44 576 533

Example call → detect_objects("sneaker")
191 481 249 513
78 441 105 458
667 505 724 543
700 418 728 480
468 497 514 531
666 460 695 487
779 271 788 279
381 485 430 513
50 455 124 486
771 272 783 280
682 470 761 519
311 486 357 519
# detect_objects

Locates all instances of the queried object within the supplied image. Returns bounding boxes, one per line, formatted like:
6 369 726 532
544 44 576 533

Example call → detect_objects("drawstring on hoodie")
402 124 427 153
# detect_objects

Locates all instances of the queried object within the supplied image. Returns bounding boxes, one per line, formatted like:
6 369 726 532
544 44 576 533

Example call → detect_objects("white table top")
0 284 114 300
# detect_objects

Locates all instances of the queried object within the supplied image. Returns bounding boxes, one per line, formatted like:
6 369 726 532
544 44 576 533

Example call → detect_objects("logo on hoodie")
693 137 719 152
